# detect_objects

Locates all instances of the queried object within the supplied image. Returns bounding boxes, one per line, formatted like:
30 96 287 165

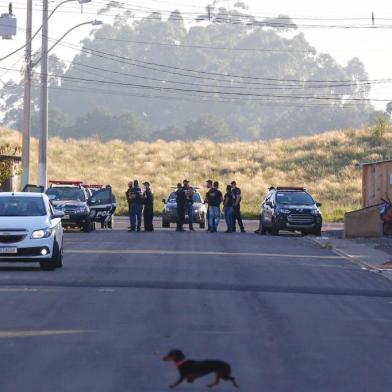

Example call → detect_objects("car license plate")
0 247 17 254
63 215 70 220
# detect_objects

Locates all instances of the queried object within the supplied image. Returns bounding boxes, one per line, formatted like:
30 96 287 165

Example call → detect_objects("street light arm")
32 20 102 67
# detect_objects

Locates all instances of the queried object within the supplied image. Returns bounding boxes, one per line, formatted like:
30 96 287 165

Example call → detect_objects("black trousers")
143 207 154 231
177 205 185 229
233 205 244 231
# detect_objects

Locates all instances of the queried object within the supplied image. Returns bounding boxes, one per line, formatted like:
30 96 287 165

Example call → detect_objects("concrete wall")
344 205 383 238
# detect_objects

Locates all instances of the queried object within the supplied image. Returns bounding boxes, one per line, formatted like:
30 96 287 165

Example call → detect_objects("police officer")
183 179 195 231
175 182 186 232
129 179 143 232
143 181 154 232
205 179 213 231
231 181 246 233
125 181 133 230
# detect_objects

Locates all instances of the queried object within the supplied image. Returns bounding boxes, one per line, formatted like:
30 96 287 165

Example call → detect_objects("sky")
1 0 392 109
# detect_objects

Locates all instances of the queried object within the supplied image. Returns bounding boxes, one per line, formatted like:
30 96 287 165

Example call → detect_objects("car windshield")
47 187 86 201
276 191 315 206
0 196 46 216
168 192 202 203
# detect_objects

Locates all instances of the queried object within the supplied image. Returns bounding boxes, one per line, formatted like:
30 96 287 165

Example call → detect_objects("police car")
0 192 64 270
259 187 323 236
84 184 116 229
46 180 93 232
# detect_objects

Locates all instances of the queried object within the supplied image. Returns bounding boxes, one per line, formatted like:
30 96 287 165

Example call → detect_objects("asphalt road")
1 218 392 392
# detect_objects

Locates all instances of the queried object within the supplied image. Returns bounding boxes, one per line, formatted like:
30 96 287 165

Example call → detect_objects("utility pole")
38 0 49 189
21 0 32 188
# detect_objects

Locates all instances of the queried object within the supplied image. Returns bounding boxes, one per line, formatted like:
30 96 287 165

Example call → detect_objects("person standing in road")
129 179 143 232
125 181 133 230
205 179 213 231
231 181 245 233
223 184 234 233
143 181 154 232
206 181 223 232
183 179 195 231
175 182 186 232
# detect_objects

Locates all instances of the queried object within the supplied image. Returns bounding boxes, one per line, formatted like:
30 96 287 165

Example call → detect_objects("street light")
38 18 102 189
21 0 93 188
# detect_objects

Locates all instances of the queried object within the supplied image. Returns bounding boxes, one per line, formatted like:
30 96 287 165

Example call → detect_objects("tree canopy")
0 3 385 141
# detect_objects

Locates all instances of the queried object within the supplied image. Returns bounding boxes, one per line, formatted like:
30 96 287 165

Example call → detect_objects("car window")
192 193 202 203
276 191 315 206
91 189 112 204
47 187 86 202
0 196 46 216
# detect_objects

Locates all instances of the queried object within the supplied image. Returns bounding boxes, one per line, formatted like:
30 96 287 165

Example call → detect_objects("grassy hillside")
1 127 390 221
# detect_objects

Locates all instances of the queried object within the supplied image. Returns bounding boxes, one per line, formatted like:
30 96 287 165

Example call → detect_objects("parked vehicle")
162 190 207 228
46 180 93 232
259 187 322 236
85 184 116 229
0 192 64 270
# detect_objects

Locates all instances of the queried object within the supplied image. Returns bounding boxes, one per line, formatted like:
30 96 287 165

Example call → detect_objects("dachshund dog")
163 349 239 388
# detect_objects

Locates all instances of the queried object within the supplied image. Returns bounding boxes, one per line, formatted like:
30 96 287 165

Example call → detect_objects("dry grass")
2 127 391 221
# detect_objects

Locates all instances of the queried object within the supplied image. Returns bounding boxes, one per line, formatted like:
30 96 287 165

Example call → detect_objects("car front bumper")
275 214 322 232
0 237 54 262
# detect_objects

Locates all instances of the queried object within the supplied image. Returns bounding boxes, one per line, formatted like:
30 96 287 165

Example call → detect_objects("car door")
262 191 275 226
88 187 116 224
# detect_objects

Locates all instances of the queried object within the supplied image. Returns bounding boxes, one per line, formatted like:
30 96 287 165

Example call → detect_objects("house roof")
361 159 392 167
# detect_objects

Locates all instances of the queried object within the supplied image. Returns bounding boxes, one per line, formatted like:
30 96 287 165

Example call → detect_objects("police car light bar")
84 184 104 188
276 186 306 191
49 180 84 186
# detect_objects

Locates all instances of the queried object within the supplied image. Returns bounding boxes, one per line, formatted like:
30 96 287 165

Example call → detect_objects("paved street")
1 219 392 392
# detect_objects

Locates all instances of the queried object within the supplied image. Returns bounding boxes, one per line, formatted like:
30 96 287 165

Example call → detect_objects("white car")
0 192 64 270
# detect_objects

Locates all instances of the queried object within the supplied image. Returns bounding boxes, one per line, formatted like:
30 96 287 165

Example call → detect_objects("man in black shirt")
125 181 133 230
205 179 213 231
231 181 245 233
129 179 143 232
143 181 154 232
175 182 186 232
206 181 223 232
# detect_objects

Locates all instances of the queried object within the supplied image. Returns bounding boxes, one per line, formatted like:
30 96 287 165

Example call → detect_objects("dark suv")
259 187 322 236
46 181 93 232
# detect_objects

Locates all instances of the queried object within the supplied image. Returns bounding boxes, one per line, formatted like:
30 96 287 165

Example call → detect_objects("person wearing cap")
205 179 213 231
143 181 154 232
129 179 143 232
231 181 245 233
206 181 223 232
183 179 195 231
125 181 133 230
175 182 186 232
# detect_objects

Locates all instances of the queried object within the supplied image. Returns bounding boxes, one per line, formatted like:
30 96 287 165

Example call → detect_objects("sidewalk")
309 223 392 280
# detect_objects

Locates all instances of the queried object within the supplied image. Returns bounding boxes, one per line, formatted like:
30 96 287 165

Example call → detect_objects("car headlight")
76 207 88 214
311 209 321 215
31 227 53 239
194 209 199 213
279 209 291 214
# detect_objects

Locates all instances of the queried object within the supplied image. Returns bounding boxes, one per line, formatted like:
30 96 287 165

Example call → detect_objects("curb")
307 236 379 271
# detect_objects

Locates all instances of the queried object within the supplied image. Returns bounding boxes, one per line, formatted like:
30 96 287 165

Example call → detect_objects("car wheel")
271 220 279 236
300 231 308 237
162 219 170 228
40 260 56 271
82 219 92 232
51 239 63 268
313 228 322 236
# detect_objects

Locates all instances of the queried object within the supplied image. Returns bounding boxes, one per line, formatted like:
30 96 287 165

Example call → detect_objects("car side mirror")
162 198 166 204
88 197 96 205
316 202 322 207
266 201 273 207
51 210 64 219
